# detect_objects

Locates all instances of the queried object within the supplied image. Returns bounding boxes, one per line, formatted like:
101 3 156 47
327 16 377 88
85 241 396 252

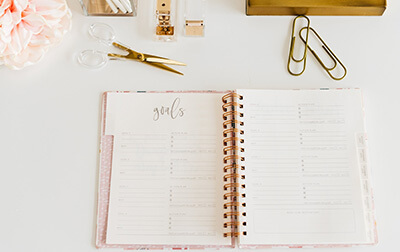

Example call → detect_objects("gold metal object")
222 91 247 238
108 42 186 75
157 0 171 10
287 15 310 76
299 27 347 81
246 0 387 16
156 0 174 36
185 20 204 36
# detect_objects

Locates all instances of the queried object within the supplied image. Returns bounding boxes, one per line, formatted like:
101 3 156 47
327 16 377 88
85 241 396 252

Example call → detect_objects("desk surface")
1 0 399 251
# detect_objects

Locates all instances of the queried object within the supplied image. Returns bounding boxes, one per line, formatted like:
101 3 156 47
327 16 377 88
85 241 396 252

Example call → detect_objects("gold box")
246 0 387 16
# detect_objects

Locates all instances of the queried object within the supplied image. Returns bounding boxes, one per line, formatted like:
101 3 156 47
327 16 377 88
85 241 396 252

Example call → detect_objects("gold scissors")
78 23 186 75
108 42 186 75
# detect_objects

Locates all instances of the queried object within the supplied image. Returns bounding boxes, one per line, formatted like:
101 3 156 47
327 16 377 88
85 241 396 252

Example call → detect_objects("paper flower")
0 0 71 69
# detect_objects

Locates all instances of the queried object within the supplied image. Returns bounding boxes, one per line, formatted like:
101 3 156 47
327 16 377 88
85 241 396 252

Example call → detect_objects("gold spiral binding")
223 163 243 172
224 232 246 237
224 222 241 228
224 202 241 208
223 155 239 163
222 93 243 103
223 128 244 137
222 111 243 120
224 212 242 218
223 191 241 199
222 92 246 238
222 102 243 111
224 183 242 190
223 120 244 129
223 137 244 146
223 173 241 181
223 146 244 155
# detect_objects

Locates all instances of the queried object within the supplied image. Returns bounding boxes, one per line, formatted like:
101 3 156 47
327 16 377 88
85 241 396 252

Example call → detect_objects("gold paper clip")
287 15 310 76
299 27 347 81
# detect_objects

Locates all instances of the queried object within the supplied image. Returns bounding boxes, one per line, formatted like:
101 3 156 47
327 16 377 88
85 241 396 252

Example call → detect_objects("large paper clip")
287 15 310 76
299 27 347 81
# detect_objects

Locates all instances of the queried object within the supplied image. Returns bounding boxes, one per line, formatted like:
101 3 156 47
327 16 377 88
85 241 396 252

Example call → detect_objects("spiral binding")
222 92 247 238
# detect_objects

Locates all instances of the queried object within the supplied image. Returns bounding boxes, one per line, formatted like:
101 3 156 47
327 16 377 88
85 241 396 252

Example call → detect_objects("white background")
0 0 399 251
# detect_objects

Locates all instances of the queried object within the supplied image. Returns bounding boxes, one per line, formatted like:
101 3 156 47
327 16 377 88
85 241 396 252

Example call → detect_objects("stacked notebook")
96 89 377 249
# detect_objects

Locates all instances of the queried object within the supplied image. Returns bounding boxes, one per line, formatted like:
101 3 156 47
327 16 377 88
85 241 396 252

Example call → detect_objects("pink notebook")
96 89 377 249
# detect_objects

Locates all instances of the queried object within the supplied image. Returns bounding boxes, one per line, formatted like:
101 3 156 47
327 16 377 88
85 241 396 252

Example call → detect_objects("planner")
96 89 377 249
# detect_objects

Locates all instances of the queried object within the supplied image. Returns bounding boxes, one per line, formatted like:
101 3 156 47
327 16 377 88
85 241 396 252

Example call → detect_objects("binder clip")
184 0 206 37
154 0 177 41
287 15 347 81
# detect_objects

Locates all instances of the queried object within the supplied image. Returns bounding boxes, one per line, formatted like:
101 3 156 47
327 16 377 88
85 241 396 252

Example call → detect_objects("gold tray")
246 0 387 16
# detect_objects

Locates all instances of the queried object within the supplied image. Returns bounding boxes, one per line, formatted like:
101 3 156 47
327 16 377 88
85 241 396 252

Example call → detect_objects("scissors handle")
78 50 108 68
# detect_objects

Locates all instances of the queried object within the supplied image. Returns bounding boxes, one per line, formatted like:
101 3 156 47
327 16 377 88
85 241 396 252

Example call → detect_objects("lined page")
237 89 371 245
104 93 229 246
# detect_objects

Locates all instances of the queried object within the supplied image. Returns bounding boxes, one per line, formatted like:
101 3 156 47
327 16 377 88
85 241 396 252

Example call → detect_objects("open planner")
96 89 377 249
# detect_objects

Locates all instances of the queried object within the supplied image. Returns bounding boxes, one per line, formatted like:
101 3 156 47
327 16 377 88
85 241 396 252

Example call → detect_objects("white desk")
0 0 399 251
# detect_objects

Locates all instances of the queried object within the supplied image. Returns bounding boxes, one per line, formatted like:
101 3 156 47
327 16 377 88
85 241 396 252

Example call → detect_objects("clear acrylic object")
80 0 137 16
184 0 206 37
78 23 127 68
154 0 178 42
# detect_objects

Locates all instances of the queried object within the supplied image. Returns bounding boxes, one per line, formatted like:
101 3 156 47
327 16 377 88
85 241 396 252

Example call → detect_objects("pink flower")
0 0 71 69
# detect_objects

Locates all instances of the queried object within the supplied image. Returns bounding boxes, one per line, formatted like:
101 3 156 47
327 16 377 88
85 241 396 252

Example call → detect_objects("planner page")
103 92 229 246
237 89 372 246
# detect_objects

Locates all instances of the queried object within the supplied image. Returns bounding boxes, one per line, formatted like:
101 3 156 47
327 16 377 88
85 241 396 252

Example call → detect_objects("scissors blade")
143 61 184 76
145 57 186 66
